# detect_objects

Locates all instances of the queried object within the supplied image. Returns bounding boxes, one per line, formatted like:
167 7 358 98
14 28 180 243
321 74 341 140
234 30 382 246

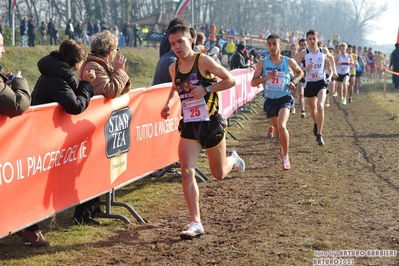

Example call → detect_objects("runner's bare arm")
326 48 338 77
251 59 266 87
161 62 180 119
288 58 304 86
200 54 235 92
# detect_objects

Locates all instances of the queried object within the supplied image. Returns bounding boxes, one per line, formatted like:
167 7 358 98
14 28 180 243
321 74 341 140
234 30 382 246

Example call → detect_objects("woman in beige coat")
75 30 131 225
80 30 130 99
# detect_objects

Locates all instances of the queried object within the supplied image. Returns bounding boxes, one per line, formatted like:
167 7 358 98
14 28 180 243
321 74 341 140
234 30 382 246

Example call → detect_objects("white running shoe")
228 149 245 173
282 157 291 170
180 222 204 240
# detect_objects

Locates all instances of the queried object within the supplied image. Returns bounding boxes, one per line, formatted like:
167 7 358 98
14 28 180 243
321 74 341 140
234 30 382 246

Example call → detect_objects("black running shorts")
179 113 226 149
304 79 328 98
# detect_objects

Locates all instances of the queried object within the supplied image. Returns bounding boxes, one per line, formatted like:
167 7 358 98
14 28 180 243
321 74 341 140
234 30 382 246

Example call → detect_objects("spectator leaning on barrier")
0 33 48 247
31 39 95 114
230 43 251 70
160 18 245 240
73 30 130 225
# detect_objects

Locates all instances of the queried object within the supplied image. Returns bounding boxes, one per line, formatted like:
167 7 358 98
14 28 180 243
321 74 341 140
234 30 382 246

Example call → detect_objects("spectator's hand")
81 69 96 83
161 105 170 119
114 53 127 70
15 71 22 78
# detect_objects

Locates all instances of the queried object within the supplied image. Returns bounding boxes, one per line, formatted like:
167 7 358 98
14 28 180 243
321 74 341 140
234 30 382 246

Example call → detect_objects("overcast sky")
367 0 399 45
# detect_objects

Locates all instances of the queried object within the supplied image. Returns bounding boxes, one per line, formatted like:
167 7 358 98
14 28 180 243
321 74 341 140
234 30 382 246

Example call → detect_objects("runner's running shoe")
180 222 204 240
316 134 325 146
229 149 245 173
282 157 291 170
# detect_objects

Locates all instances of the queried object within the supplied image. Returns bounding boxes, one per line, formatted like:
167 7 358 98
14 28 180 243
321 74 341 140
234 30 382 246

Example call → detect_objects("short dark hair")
237 43 245 51
167 17 190 36
395 43 399 49
306 29 318 38
299 38 306 44
267 34 280 41
59 39 88 67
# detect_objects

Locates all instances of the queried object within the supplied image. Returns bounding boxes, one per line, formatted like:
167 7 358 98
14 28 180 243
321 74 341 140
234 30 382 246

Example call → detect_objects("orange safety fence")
0 69 257 238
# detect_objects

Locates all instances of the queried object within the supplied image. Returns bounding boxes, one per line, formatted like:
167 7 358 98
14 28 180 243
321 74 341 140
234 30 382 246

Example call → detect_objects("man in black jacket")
230 43 250 70
390 43 399 89
28 16 36 47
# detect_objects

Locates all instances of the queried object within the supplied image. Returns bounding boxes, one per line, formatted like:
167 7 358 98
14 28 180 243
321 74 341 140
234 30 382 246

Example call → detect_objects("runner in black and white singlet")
295 30 338 146
160 18 245 240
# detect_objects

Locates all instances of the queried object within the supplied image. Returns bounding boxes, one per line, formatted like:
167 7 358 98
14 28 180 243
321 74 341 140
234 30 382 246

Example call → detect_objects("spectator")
65 18 75 40
87 20 94 37
100 18 109 32
225 38 236 65
390 43 399 89
194 31 208 53
47 17 57 46
81 30 130 99
122 21 132 47
28 16 36 47
0 33 47 247
39 21 47 45
94 20 101 34
152 50 177 85
0 33 31 118
218 25 225 40
111 25 119 38
74 31 130 224
31 39 94 114
20 16 28 47
75 20 83 41
159 33 171 57
230 43 250 70
133 24 142 47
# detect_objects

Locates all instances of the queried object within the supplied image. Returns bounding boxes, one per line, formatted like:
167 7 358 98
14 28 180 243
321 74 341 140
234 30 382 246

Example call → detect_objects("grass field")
1 45 159 89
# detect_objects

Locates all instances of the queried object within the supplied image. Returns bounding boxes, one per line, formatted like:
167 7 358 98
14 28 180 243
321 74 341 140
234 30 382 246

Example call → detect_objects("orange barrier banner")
0 69 257 238
0 85 181 238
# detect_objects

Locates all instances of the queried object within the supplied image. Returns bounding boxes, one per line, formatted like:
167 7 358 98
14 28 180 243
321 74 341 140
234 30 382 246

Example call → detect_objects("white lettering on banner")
0 139 89 186
108 113 130 132
136 117 179 141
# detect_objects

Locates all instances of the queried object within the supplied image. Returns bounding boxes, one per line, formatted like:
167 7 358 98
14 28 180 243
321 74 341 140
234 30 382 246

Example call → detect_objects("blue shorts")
263 95 294 118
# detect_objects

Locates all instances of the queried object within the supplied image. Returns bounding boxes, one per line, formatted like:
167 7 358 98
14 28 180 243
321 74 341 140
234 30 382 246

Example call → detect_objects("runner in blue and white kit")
251 34 303 170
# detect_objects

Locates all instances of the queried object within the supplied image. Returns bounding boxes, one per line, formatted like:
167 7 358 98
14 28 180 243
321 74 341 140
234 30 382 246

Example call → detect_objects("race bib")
265 71 284 91
182 98 210 123
307 71 323 82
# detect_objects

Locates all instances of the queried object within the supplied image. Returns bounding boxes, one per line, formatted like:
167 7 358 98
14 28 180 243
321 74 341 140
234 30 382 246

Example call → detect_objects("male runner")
295 30 338 145
251 34 303 170
161 18 245 240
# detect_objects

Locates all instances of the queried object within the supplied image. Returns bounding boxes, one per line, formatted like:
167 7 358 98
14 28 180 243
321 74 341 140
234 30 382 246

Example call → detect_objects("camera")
7 74 15 82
